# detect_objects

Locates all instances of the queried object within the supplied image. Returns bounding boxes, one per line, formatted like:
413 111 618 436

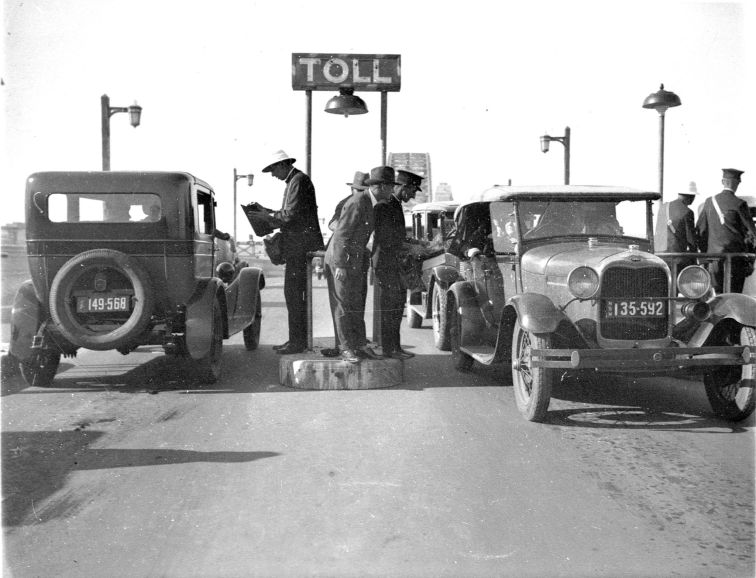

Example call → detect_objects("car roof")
26 171 213 192
460 185 659 207
411 201 459 213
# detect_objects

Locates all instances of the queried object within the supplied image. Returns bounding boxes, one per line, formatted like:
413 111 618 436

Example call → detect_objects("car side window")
196 191 215 235
490 201 517 253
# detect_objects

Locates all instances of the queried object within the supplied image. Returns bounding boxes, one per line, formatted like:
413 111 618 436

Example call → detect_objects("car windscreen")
519 199 649 241
46 193 162 223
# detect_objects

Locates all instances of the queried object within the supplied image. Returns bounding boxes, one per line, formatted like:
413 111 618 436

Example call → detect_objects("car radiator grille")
599 266 668 340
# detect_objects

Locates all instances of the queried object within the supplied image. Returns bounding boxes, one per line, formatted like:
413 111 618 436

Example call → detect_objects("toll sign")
292 53 401 92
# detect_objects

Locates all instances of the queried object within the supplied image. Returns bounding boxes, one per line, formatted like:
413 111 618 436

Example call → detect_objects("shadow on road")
2 430 280 527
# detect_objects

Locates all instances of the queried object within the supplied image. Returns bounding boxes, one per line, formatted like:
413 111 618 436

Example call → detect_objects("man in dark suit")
324 166 395 363
657 182 700 273
262 150 325 354
696 168 756 293
372 169 423 359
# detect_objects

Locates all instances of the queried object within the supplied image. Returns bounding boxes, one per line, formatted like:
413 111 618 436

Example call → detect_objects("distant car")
441 185 756 423
7 171 265 387
404 201 459 349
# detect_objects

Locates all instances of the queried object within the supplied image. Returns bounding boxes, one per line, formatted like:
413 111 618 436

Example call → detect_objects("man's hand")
334 267 347 281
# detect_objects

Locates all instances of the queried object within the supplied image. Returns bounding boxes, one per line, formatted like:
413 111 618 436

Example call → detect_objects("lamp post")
642 84 681 201
540 126 571 184
233 169 254 241
101 94 142 171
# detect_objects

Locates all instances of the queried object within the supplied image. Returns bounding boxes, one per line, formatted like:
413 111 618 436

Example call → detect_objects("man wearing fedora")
657 182 700 272
372 169 424 360
324 167 395 363
262 150 325 354
696 168 756 294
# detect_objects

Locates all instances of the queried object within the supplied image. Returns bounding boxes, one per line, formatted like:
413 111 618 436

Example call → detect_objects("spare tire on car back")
49 249 155 351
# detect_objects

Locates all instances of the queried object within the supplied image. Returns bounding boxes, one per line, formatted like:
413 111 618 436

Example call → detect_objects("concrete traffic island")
279 353 403 390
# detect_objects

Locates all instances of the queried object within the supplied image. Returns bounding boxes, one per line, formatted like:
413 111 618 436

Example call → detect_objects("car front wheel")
512 319 553 422
432 283 451 351
20 349 61 388
449 296 473 371
704 325 756 422
195 299 223 384
243 292 262 351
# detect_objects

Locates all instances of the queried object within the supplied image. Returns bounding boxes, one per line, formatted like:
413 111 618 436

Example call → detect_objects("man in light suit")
324 166 395 363
696 168 756 293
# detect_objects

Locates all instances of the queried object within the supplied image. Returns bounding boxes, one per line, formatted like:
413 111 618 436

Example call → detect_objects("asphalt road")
2 260 755 577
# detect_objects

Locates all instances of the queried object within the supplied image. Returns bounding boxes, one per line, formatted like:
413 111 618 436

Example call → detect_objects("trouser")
710 257 749 294
376 269 405 353
326 264 367 351
284 251 308 348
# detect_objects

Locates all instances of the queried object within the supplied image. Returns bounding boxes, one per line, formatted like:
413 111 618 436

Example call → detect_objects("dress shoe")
386 350 413 360
395 348 415 358
340 349 360 364
320 347 341 358
272 341 290 351
357 346 383 360
276 344 305 355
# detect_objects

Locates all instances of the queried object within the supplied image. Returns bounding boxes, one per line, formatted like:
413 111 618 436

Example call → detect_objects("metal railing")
657 252 755 295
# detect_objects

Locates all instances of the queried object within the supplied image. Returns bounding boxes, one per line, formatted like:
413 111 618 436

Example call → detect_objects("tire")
511 319 554 422
19 349 61 388
49 249 154 351
407 296 423 329
704 325 756 422
449 296 473 371
243 292 262 351
195 299 223 383
432 283 451 351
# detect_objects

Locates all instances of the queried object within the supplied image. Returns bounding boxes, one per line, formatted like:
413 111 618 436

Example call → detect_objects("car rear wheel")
20 349 61 388
49 249 154 351
704 325 756 422
432 283 451 351
243 292 262 351
450 296 473 371
195 299 223 383
512 319 553 422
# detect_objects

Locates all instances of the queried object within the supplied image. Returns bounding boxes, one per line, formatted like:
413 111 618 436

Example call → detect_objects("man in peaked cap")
262 149 325 354
372 169 424 359
656 181 700 273
324 167 395 363
696 168 756 293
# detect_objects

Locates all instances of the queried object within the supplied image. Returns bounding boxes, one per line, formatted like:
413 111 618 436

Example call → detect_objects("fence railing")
657 252 755 295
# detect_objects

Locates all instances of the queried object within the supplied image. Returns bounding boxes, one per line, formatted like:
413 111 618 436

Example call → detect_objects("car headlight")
568 266 599 299
677 265 711 299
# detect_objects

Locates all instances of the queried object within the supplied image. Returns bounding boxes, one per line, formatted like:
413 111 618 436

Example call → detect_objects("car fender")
506 293 566 335
185 278 225 360
226 267 265 335
687 293 756 347
8 281 42 361
433 265 461 289
448 281 487 347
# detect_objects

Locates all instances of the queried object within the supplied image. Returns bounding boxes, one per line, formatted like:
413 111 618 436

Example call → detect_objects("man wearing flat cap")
656 181 700 272
262 149 325 354
372 169 424 359
324 166 394 363
696 168 756 293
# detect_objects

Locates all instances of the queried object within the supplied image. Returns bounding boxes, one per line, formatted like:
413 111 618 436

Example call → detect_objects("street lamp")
101 94 142 171
642 84 681 201
233 168 254 241
540 126 571 184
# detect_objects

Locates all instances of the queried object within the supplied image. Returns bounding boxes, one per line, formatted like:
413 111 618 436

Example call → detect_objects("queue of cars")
6 171 265 387
408 185 756 423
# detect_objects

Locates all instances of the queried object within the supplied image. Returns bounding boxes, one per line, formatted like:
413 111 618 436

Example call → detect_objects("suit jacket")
665 198 698 253
372 195 405 273
270 168 324 258
696 190 756 253
324 190 374 271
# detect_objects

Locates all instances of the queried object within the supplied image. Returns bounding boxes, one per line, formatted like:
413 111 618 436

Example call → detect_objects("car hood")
521 242 665 276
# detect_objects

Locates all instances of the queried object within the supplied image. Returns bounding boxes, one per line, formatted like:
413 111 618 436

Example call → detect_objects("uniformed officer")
696 168 756 293
659 181 700 272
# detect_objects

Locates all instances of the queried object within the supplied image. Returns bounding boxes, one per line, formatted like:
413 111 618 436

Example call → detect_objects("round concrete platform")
278 352 403 390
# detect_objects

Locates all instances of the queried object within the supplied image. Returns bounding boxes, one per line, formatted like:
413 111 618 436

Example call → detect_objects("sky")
2 0 754 237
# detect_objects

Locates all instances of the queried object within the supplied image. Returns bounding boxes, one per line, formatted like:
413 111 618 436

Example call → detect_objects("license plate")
76 294 132 313
604 299 665 318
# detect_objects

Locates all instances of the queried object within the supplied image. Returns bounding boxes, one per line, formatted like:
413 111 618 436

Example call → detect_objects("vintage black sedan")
443 185 755 422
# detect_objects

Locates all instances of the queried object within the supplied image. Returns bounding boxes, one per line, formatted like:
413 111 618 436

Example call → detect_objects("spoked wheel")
704 325 756 422
195 299 223 384
20 349 61 388
449 297 473 371
511 319 554 422
432 283 451 351
243 293 262 351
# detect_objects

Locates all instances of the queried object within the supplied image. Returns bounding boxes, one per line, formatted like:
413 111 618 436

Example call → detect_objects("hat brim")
262 157 296 173
364 179 398 185
347 183 368 190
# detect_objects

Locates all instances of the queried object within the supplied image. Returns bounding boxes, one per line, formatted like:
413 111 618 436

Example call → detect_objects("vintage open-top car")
441 185 756 422
7 171 265 386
